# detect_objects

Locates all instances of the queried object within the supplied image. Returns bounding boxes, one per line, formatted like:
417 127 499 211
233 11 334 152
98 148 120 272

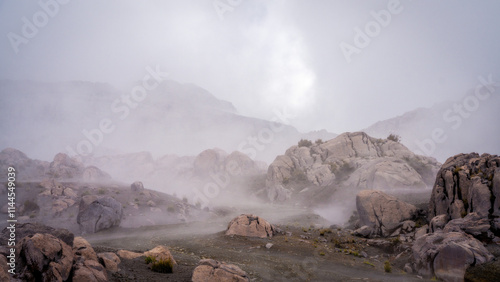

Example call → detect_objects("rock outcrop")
48 153 110 181
226 214 275 238
412 231 494 280
356 190 418 237
77 196 123 234
131 181 145 192
0 222 74 247
266 132 440 202
0 148 49 181
192 259 250 282
16 233 74 281
429 153 500 236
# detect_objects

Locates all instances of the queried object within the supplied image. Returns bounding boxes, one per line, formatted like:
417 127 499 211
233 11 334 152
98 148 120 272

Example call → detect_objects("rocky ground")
84 210 432 282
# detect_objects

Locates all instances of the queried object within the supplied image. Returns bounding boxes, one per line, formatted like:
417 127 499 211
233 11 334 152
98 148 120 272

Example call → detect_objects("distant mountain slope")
363 89 500 162
0 79 336 163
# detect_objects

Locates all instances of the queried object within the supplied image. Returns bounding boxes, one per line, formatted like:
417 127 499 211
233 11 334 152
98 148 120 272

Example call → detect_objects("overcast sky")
1 0 499 133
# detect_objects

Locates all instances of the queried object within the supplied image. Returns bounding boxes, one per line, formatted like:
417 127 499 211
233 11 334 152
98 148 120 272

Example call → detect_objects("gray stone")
77 196 123 234
356 190 417 237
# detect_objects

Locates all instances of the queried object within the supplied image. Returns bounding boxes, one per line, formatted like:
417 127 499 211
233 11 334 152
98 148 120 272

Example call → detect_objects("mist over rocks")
0 147 49 181
0 79 336 163
265 132 440 206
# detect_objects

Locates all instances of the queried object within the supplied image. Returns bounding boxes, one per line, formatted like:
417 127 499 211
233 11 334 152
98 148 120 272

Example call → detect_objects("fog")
1 1 500 227
1 1 499 135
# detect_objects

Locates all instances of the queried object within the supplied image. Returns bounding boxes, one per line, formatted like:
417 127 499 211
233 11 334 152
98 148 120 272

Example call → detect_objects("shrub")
298 139 313 147
145 256 155 264
384 261 392 273
319 251 325 256
167 205 175 213
97 188 107 195
364 261 375 267
315 139 324 145
182 197 188 203
82 190 91 196
387 134 401 143
23 200 39 213
319 228 332 236
145 256 174 273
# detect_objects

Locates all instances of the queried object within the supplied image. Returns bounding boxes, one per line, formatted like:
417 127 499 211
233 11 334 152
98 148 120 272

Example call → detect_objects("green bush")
97 188 107 195
23 200 39 213
298 139 313 147
384 261 392 273
387 134 401 143
147 256 174 273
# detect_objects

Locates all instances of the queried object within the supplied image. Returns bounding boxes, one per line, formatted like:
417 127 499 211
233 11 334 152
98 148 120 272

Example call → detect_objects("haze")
1 0 499 162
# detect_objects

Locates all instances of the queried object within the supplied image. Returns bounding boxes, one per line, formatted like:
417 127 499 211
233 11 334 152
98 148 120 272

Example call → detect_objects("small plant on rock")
387 134 401 143
298 139 313 147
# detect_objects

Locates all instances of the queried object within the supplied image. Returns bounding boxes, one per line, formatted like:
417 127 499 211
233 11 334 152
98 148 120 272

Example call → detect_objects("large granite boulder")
429 153 500 236
356 190 418 237
265 132 440 202
192 259 250 282
77 196 123 234
412 231 494 281
226 214 275 238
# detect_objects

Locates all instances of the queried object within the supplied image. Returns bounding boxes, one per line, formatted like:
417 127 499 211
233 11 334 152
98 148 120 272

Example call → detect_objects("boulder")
0 222 74 247
429 214 449 233
77 196 123 234
73 236 98 261
72 258 108 282
443 212 492 239
144 245 177 267
117 249 143 260
48 153 85 179
16 233 74 281
429 153 500 236
356 190 417 237
97 252 121 273
412 231 494 280
0 255 11 281
226 214 275 238
353 225 373 238
131 181 145 192
82 165 111 181
192 259 250 282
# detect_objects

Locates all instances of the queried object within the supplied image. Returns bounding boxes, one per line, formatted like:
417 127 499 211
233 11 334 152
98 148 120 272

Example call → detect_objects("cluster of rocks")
352 153 500 281
265 132 440 203
0 148 110 182
0 223 110 281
